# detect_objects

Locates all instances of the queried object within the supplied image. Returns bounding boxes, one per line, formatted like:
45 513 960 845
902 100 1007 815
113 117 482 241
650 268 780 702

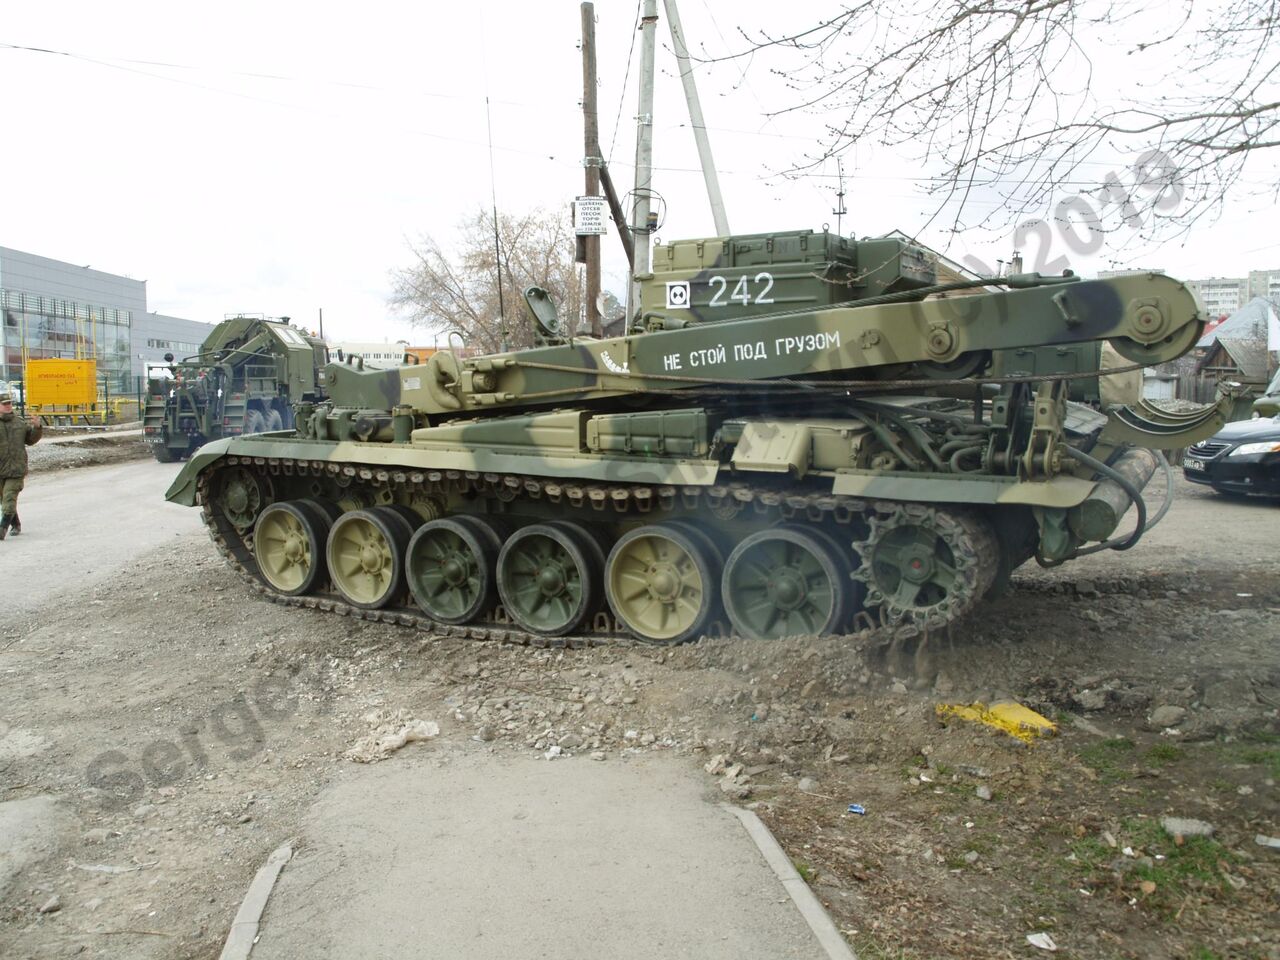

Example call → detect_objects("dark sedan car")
1182 414 1280 496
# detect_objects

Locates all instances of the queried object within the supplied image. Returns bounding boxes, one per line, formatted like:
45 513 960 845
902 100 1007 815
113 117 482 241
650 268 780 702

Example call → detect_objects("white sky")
1 1 1274 343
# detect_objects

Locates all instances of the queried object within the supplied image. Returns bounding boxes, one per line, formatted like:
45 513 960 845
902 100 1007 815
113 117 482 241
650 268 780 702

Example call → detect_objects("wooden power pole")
581 2 602 336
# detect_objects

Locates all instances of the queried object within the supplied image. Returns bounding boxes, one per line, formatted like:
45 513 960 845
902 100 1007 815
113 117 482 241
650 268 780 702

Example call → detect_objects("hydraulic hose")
1036 447 1174 567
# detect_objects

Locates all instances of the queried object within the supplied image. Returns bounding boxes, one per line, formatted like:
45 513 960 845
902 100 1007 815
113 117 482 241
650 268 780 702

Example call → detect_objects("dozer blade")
1098 392 1234 448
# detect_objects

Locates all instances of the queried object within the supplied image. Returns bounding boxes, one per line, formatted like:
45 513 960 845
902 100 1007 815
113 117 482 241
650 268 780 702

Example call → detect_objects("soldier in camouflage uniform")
0 382 42 540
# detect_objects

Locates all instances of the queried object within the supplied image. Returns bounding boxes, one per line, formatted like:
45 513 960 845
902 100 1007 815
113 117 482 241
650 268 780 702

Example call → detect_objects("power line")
0 39 579 165
3 40 1194 177
606 0 643 164
0 41 564 110
694 0 785 144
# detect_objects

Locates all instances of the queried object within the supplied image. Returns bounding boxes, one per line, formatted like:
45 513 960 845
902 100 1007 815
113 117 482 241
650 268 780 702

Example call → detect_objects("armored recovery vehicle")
166 229 1227 645
144 315 327 462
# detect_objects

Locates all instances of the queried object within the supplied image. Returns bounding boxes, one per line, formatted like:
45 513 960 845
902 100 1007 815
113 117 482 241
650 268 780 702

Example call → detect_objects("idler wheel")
218 466 270 530
605 522 718 644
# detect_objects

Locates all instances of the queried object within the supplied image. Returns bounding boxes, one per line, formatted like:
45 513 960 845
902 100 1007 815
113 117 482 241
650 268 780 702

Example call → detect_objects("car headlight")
1228 441 1280 457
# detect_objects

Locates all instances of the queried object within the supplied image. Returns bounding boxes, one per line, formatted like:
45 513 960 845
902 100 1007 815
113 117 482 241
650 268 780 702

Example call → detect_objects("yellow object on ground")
936 701 1058 743
25 359 98 406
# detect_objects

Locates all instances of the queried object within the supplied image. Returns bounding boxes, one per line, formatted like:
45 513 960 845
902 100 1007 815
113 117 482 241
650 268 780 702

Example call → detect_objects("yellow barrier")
26 398 136 425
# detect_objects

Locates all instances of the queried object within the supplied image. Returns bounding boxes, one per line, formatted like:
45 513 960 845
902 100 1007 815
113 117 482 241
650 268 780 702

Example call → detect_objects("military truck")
144 315 327 462
166 229 1228 644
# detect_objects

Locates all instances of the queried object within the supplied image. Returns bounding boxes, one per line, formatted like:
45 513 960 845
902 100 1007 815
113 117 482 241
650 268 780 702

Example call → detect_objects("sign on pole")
574 196 608 236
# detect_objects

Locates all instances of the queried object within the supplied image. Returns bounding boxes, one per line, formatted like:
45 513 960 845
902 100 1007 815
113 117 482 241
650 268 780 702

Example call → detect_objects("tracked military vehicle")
144 315 327 462
166 229 1227 645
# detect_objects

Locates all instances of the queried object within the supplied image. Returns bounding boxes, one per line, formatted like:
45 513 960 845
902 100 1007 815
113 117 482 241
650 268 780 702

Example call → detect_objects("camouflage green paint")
321 272 1201 420
165 229 1229 593
144 317 326 459
641 231 935 325
197 315 327 398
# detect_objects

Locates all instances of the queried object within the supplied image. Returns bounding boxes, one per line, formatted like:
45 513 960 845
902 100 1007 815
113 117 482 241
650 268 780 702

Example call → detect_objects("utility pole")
664 0 729 236
581 3 602 337
597 161 634 270
627 0 658 324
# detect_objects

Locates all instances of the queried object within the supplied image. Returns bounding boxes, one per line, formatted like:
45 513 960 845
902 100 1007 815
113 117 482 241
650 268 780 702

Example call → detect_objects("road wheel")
722 527 853 640
497 522 597 636
606 522 718 644
253 501 329 596
304 498 344 526
545 520 609 584
326 508 411 609
406 516 503 624
786 522 866 623
377 504 424 535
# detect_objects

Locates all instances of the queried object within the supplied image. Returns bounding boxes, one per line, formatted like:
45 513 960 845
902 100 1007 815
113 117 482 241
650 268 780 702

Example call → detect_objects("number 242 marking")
708 273 774 307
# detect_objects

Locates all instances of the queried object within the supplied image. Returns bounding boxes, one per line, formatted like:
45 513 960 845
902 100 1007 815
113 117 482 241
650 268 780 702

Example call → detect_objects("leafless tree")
389 207 585 353
716 0 1278 242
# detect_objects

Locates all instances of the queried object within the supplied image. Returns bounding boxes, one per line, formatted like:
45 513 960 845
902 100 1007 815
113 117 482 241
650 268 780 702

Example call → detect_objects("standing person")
0 382 42 540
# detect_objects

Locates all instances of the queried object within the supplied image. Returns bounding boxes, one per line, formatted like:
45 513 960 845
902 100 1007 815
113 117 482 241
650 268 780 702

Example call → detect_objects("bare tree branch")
710 0 1278 242
388 207 585 354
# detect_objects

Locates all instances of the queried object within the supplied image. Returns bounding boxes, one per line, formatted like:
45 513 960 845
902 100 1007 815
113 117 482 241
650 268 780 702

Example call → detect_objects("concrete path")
0 459 203 615
250 752 842 960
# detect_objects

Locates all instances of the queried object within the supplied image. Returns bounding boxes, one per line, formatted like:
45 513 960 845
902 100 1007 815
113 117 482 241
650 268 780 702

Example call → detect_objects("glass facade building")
1 288 133 393
0 246 212 399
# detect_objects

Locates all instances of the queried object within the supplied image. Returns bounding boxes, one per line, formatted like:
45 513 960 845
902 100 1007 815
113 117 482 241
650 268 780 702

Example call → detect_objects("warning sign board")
26 359 98 406
574 196 608 236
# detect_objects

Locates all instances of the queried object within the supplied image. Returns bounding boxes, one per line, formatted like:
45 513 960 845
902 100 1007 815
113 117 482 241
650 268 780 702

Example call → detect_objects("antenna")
485 95 508 351
832 159 848 237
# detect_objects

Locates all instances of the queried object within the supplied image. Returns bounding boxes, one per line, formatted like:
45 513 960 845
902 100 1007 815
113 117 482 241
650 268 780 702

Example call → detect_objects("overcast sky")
1 1 1274 343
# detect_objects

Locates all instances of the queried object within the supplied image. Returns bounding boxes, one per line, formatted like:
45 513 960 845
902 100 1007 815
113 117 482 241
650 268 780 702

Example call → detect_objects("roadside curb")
218 842 293 960
723 804 859 960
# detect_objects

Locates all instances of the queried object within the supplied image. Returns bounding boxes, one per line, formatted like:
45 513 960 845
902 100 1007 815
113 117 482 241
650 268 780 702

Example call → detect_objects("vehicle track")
198 454 1002 646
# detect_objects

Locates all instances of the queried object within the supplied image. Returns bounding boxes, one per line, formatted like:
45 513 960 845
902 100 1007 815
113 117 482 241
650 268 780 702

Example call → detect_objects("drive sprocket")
852 504 997 629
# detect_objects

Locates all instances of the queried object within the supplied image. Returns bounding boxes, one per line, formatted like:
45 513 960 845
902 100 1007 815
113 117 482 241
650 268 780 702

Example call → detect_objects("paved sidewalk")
248 752 845 960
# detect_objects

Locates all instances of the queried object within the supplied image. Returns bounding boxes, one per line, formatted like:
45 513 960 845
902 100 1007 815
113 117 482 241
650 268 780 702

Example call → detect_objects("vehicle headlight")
1228 441 1280 457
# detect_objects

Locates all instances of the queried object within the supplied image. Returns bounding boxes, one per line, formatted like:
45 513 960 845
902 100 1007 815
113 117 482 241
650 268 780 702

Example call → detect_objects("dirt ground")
26 426 150 474
1 475 1276 960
